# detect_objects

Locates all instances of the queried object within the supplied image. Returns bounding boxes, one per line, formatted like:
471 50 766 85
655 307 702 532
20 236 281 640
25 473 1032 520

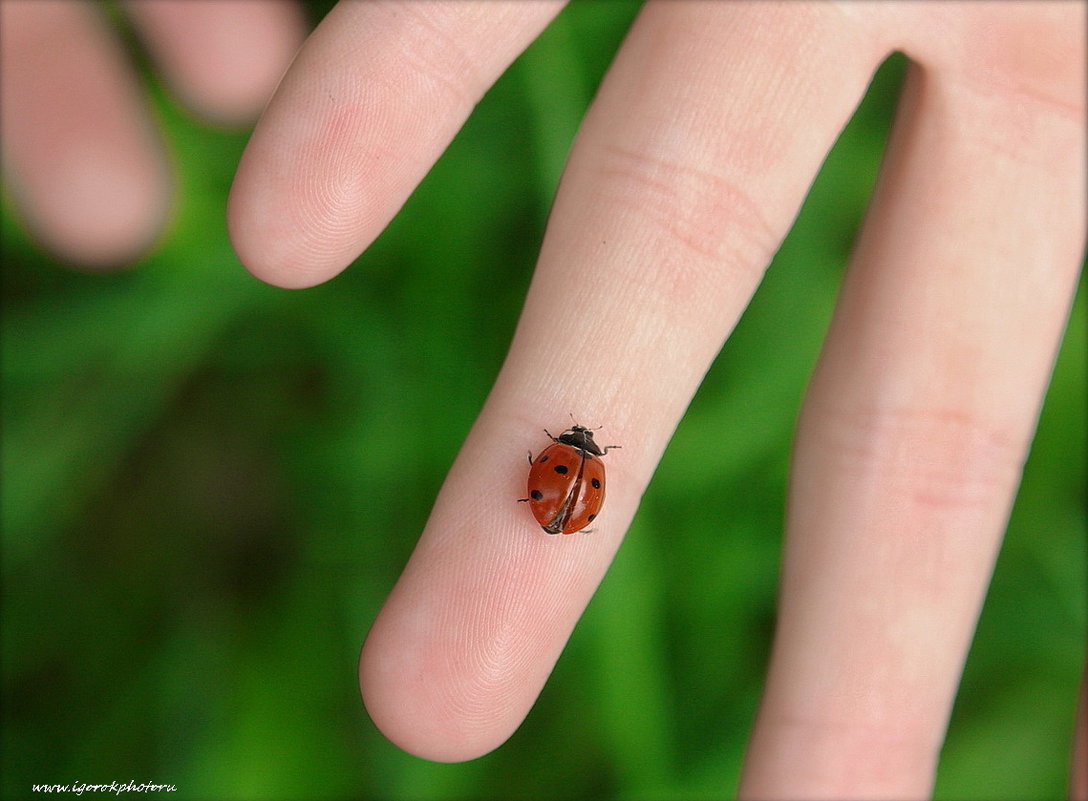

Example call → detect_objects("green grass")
2 4 1084 800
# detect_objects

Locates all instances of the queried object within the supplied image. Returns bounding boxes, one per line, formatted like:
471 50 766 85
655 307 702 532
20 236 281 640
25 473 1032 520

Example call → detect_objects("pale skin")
1 1 1084 798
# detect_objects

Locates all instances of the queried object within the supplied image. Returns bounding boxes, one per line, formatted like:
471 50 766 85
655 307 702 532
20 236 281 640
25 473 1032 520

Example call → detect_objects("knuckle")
814 403 1027 513
894 4 1085 121
592 142 780 283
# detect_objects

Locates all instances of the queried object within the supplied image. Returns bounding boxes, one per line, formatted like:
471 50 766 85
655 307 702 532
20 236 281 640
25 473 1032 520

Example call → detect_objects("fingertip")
226 169 354 290
226 0 565 290
35 160 171 270
0 0 172 269
359 615 521 763
353 415 631 763
128 0 308 128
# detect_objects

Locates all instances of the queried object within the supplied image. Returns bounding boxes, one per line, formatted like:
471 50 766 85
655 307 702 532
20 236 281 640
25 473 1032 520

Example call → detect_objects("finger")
1074 665 1088 801
740 41 1085 801
359 2 889 762
123 0 307 126
0 0 169 267
227 0 565 288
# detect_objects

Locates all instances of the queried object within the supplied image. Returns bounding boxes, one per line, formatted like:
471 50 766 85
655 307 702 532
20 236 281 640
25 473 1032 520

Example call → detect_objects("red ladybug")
520 425 619 534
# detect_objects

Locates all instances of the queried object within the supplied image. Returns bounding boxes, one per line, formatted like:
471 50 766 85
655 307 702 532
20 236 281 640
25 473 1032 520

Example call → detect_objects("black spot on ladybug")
538 454 549 463
553 464 569 475
530 489 544 501
587 514 597 522
591 478 601 489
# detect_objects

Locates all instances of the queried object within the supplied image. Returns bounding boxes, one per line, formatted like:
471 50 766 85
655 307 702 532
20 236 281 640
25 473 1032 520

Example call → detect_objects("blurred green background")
2 3 1084 799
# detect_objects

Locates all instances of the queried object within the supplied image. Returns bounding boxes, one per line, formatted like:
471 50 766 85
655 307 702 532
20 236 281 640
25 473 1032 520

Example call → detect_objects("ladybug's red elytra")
519 425 620 534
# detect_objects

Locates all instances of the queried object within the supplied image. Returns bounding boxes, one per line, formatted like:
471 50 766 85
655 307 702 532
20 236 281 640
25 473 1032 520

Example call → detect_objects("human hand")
0 0 304 267
228 2 1085 796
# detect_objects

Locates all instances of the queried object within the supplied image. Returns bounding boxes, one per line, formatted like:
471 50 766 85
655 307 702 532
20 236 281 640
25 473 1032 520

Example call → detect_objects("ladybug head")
557 425 605 456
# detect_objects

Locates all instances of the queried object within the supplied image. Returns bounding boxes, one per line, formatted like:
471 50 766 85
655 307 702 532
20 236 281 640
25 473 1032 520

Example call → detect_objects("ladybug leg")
601 444 622 455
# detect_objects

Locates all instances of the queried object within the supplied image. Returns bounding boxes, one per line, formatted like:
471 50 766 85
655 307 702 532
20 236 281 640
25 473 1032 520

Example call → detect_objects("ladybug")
519 425 620 535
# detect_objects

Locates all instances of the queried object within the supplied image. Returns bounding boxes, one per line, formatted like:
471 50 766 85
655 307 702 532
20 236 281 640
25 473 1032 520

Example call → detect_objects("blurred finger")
124 0 307 126
740 50 1085 800
1074 665 1088 801
227 0 565 288
0 0 169 267
359 2 889 762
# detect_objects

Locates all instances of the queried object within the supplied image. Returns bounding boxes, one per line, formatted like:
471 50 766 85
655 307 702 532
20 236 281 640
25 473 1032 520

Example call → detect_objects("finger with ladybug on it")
519 424 620 535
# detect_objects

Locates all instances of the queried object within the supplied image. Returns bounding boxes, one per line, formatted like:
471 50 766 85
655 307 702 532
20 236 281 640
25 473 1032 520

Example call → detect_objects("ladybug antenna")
567 412 603 432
